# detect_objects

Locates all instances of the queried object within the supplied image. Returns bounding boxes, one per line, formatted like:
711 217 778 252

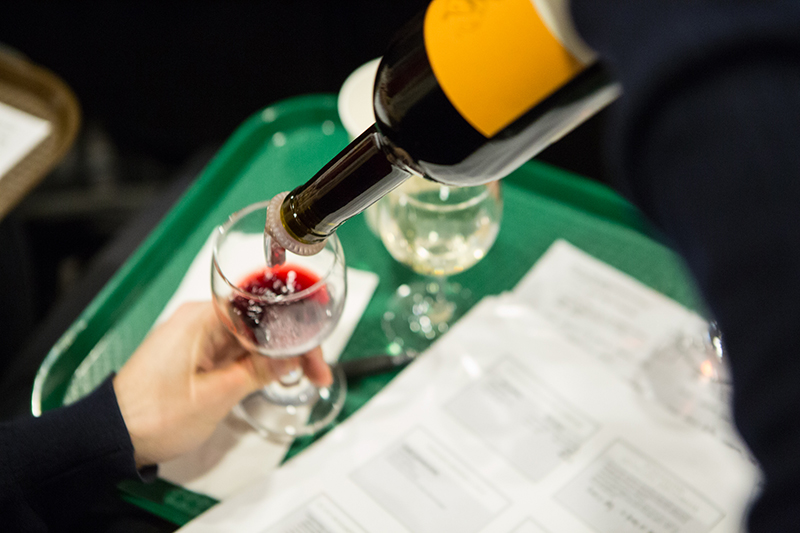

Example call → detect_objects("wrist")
112 372 161 469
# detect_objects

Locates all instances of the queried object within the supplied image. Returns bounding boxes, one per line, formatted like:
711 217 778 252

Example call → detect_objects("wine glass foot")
381 279 473 353
234 365 346 441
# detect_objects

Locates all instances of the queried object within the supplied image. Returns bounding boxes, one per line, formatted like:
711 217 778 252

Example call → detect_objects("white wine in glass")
376 176 502 352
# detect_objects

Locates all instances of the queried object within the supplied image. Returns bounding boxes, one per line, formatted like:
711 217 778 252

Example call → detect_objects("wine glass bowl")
636 320 732 435
377 178 502 276
376 177 502 351
211 200 347 439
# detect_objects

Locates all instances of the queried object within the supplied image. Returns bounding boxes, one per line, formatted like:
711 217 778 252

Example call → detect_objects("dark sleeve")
569 1 800 531
0 375 145 531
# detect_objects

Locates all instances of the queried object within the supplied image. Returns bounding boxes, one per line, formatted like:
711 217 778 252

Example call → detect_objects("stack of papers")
179 240 758 533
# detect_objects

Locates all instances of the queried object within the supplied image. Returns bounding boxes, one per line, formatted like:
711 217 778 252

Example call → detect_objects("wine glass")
211 200 347 440
637 319 732 434
375 176 503 353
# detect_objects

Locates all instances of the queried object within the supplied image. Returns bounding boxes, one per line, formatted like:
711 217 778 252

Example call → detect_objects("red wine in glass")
228 264 332 354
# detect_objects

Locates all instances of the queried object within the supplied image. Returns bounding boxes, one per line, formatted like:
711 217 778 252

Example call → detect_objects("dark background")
0 2 608 530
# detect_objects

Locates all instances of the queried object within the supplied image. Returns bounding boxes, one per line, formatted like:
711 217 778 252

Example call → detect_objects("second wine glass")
637 319 732 436
376 176 502 353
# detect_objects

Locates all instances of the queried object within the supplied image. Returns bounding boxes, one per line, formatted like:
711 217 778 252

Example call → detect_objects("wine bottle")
267 0 620 251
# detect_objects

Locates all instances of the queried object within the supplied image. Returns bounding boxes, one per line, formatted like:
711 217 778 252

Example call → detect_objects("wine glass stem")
433 275 448 302
426 276 456 326
270 357 304 387
278 368 303 387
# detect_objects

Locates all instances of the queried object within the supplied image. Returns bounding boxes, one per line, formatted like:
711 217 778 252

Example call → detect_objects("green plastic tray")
32 94 702 525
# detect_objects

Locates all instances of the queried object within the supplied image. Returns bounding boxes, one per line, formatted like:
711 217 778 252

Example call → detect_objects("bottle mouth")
266 191 327 255
212 199 342 303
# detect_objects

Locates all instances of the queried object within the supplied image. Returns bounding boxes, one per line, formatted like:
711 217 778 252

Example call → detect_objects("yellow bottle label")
424 0 593 137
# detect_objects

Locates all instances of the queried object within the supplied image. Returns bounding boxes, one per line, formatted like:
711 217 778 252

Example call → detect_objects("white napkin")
156 232 379 500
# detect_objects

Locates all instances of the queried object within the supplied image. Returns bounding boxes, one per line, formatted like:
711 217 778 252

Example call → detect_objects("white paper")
512 240 751 460
443 356 600 483
263 494 369 532
157 231 379 500
178 293 758 532
513 240 706 381
350 427 511 533
0 101 51 179
555 441 725 533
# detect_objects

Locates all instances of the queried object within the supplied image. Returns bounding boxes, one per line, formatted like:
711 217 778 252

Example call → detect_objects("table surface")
32 94 703 526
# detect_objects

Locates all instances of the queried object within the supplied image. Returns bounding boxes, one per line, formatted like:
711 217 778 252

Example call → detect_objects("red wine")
228 264 331 353
274 1 619 247
237 264 326 301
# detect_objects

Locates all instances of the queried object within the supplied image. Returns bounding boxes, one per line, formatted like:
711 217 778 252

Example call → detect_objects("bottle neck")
280 124 416 245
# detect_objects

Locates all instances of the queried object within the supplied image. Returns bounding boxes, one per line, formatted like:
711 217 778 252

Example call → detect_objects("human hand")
113 301 332 467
